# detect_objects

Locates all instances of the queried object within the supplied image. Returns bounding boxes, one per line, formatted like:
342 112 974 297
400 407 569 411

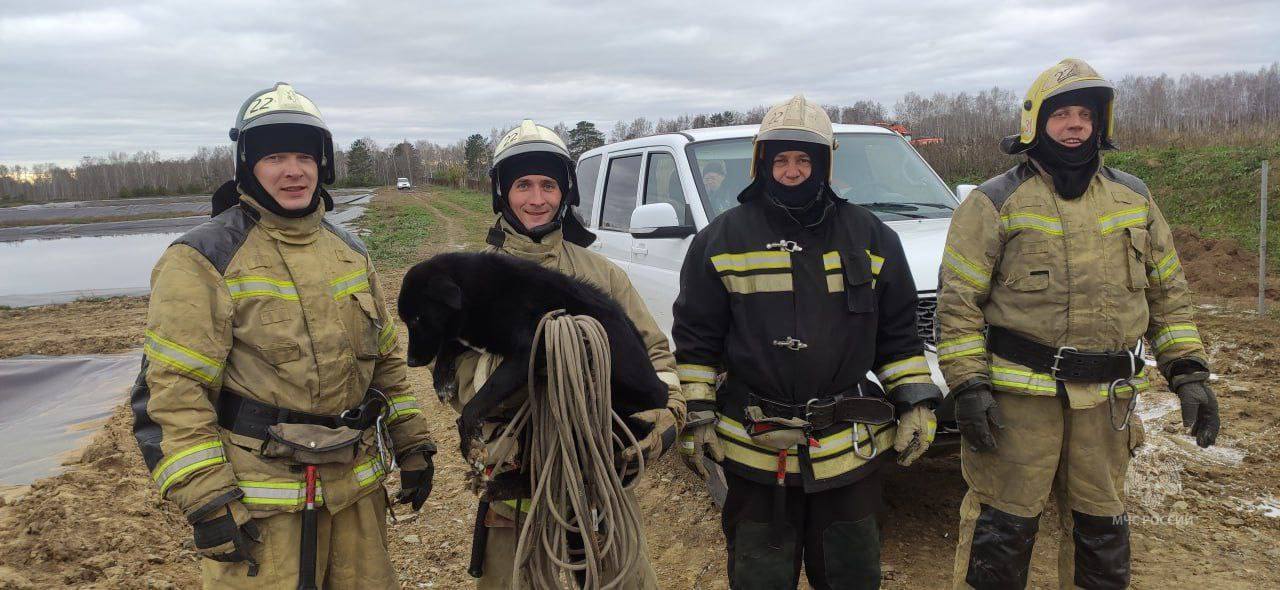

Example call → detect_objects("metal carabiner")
853 423 879 460
1107 379 1137 432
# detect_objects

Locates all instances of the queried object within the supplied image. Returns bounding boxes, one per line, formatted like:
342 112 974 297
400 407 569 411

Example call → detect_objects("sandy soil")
0 187 1276 589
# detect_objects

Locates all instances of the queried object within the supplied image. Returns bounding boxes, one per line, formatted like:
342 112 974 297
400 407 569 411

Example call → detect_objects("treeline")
3 64 1275 203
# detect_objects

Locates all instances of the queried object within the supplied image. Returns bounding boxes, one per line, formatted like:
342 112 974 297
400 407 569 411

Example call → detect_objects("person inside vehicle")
132 82 436 589
674 95 942 589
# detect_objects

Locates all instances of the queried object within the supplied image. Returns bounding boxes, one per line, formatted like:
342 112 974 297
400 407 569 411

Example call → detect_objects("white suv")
396 177 412 190
576 124 970 401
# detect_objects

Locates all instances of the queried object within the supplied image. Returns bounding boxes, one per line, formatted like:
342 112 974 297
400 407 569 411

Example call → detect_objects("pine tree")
567 121 606 159
345 138 376 186
464 134 488 179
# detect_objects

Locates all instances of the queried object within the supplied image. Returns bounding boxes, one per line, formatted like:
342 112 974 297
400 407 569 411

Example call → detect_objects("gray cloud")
1 0 1276 166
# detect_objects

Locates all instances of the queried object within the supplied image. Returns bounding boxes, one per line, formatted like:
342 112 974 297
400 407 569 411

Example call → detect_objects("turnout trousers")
201 491 397 589
953 392 1143 590
722 469 884 590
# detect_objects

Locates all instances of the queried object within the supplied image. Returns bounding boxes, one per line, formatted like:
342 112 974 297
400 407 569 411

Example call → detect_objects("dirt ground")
1 187 1277 589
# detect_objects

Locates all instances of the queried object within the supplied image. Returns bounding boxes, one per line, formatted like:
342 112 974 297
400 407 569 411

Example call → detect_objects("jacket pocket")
1125 227 1150 291
351 291 383 359
1001 239 1051 292
257 340 301 365
259 301 292 325
841 250 875 313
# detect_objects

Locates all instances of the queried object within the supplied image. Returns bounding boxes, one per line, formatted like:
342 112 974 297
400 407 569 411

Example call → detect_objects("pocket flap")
1005 269 1050 292
257 341 301 365
267 423 362 453
1125 227 1150 257
840 250 873 287
260 301 292 325
352 291 381 320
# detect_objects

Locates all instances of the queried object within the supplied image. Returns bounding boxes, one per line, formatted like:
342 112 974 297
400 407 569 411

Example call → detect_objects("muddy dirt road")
0 187 1276 589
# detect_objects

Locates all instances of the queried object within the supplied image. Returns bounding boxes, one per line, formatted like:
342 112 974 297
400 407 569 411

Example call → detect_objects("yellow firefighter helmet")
1002 58 1116 154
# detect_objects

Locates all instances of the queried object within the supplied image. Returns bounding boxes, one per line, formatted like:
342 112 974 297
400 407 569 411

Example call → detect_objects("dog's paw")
435 380 458 402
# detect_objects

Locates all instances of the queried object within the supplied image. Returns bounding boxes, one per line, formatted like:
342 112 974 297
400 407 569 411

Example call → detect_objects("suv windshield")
687 132 956 221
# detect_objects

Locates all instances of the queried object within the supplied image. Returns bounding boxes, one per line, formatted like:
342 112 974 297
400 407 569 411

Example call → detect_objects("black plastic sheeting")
0 352 141 485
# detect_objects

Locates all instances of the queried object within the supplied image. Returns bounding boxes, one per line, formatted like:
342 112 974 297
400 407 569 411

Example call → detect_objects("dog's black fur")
397 252 669 456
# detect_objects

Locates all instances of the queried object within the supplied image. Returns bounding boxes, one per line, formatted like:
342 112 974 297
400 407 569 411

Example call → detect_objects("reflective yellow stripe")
943 246 990 290
991 365 1058 394
1001 212 1064 236
143 330 224 385
677 363 717 384
715 414 893 480
152 441 226 495
377 322 397 355
938 334 987 361
682 382 716 403
823 251 841 271
387 394 421 423
240 481 325 507
811 427 896 480
500 499 532 513
711 251 792 273
875 355 930 385
866 250 884 276
1152 324 1202 354
225 276 299 301
1099 374 1152 398
354 457 386 487
1099 207 1149 235
721 273 793 294
1150 251 1181 281
330 268 371 299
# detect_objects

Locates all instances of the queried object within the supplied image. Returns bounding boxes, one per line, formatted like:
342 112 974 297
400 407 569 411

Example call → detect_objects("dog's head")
397 259 466 368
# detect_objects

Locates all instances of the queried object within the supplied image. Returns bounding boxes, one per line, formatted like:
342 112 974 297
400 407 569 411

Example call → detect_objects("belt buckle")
1050 346 1077 380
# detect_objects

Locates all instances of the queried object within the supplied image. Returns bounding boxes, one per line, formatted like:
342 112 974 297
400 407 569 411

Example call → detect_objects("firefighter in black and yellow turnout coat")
939 59 1222 589
674 95 943 589
131 83 437 589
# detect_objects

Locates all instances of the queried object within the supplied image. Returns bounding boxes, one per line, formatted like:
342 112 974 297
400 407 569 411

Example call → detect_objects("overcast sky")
2 0 1276 167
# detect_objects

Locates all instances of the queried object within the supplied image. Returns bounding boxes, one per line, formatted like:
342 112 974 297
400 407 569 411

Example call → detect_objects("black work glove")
955 384 1002 452
192 501 260 572
1170 371 1220 448
395 445 437 511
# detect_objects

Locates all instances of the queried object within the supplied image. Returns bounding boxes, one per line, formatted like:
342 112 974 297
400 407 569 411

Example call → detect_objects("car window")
688 133 956 222
600 154 642 231
642 152 689 226
575 155 602 226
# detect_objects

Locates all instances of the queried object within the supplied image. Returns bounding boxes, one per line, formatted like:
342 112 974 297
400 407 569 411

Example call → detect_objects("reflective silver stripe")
354 458 385 487
677 364 716 384
1002 213 1064 235
144 330 224 384
330 268 370 298
875 356 930 384
1100 374 1151 397
378 322 397 355
937 335 986 361
866 250 884 275
225 276 298 300
1150 251 1181 281
239 481 325 507
152 441 226 494
1099 207 1148 235
710 251 791 273
991 365 1057 394
1152 324 1201 354
822 251 841 271
387 395 420 422
943 247 990 289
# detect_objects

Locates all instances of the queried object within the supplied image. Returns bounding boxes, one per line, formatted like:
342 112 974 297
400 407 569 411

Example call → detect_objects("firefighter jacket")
133 195 433 520
672 192 940 492
936 160 1209 409
449 218 686 517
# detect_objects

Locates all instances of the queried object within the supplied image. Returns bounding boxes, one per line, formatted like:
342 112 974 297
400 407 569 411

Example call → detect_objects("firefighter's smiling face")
508 174 563 228
254 152 318 210
1045 105 1094 148
772 151 812 187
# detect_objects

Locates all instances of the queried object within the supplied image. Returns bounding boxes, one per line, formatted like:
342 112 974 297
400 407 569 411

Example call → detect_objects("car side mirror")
955 184 977 202
629 203 695 238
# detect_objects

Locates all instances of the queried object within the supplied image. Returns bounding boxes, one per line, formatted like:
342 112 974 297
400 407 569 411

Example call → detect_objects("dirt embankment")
1 188 1277 589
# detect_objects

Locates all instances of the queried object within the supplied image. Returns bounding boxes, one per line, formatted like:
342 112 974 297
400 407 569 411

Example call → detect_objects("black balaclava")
1027 89 1106 199
496 151 572 241
761 140 830 226
236 123 328 218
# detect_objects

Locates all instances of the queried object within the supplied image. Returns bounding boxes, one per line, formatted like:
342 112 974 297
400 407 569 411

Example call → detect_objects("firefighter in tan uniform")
937 59 1222 589
439 121 685 589
131 83 436 589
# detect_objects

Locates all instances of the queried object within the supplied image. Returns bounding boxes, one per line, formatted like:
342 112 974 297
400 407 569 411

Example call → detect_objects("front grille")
916 294 938 347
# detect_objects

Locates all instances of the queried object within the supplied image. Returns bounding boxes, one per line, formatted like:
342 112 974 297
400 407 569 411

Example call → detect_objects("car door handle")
631 244 648 256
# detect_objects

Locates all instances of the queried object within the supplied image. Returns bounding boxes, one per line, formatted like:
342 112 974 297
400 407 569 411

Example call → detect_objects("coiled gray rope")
488 311 646 589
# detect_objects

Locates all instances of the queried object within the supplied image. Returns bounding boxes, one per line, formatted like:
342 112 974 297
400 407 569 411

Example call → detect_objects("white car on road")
575 124 973 413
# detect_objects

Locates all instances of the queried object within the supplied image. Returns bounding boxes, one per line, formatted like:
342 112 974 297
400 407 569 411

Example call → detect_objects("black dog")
397 252 669 457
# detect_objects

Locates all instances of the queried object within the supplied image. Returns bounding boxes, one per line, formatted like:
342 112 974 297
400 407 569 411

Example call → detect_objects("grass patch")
358 202 439 267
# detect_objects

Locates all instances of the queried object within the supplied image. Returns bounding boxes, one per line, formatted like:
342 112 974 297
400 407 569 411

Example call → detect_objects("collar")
239 194 324 244
488 217 564 263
